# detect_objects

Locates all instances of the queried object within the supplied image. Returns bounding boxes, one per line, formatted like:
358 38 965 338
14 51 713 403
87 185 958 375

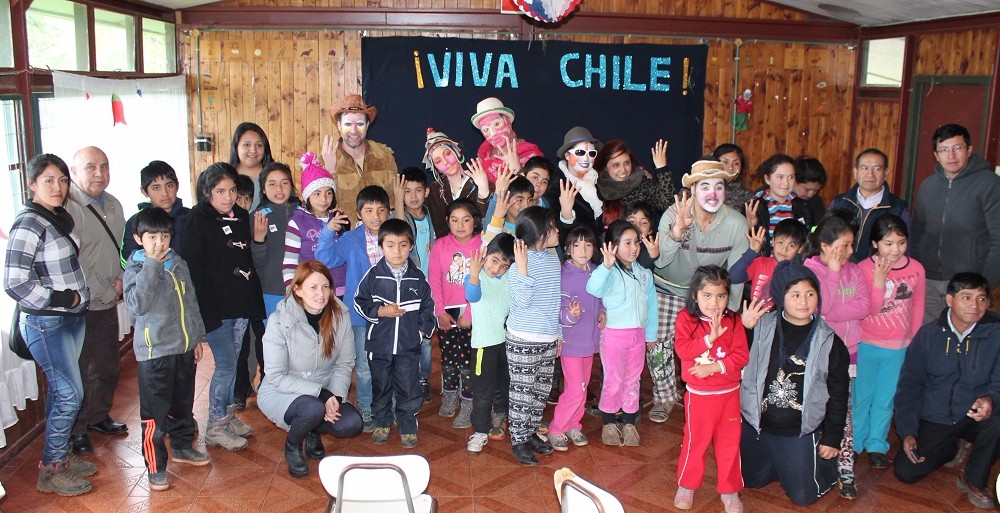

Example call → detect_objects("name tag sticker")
269 224 277 233
222 226 232 235
401 302 420 312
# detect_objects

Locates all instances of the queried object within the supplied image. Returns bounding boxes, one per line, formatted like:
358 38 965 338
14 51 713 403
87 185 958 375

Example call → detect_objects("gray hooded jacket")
123 251 206 362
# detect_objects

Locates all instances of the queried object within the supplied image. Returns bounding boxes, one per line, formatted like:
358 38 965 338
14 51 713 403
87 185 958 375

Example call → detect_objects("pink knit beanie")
300 151 335 198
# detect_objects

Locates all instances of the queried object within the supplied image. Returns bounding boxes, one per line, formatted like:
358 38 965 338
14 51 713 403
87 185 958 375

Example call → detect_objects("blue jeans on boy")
853 342 906 454
420 336 431 382
262 293 283 325
205 318 249 422
21 313 85 465
351 326 372 413
369 350 421 434
741 421 838 506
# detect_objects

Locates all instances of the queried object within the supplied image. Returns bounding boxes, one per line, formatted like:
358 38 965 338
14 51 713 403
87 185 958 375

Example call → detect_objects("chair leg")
326 497 335 513
430 497 438 513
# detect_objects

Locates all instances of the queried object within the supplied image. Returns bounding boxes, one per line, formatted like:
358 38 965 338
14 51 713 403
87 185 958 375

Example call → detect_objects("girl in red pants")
673 265 751 513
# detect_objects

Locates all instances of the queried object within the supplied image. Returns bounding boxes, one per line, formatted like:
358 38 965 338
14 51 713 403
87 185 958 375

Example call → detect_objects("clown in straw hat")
471 97 543 183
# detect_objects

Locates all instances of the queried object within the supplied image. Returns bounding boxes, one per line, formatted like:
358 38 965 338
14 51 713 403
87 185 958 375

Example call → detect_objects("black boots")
304 431 325 460
284 439 309 478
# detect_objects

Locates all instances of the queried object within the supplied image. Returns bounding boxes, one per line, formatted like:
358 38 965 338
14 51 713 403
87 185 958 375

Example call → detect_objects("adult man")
828 148 911 262
472 97 542 183
911 124 1000 323
893 273 1000 509
650 160 747 423
64 146 127 454
321 94 398 220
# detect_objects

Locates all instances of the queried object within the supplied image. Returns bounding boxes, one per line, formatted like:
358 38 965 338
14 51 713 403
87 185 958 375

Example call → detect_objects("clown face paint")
477 113 513 149
565 142 596 179
339 112 369 149
694 177 726 213
431 144 462 177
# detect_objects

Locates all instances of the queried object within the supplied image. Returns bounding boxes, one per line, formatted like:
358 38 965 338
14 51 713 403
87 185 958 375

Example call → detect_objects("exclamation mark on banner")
683 57 690 95
414 51 425 89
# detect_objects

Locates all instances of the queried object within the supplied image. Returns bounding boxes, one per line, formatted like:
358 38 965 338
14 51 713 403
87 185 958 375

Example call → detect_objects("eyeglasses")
935 144 968 154
572 149 598 158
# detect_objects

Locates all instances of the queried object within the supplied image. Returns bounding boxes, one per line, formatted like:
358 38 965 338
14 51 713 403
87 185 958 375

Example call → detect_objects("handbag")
7 305 33 361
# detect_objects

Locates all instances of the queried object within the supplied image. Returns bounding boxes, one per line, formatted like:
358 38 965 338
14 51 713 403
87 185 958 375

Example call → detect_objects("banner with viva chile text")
361 36 707 190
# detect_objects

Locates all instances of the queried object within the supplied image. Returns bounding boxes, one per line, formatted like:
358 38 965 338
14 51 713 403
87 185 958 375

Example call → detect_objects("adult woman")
422 128 491 237
4 154 95 496
713 143 755 214
547 127 605 239
180 162 264 451
595 139 675 227
258 261 362 478
228 122 275 209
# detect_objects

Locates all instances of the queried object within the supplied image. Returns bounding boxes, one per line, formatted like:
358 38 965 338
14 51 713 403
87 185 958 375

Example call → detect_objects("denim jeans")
351 326 372 413
419 335 431 381
21 313 86 465
205 318 249 422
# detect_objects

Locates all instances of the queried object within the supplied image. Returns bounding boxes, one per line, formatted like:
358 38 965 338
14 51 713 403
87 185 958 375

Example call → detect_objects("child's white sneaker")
567 429 588 446
467 432 489 453
721 493 743 513
549 433 569 451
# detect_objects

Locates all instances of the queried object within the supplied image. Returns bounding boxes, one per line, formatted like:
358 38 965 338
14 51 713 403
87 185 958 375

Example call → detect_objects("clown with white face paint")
644 160 748 425
472 97 543 183
549 126 608 240
320 94 398 221
422 129 491 238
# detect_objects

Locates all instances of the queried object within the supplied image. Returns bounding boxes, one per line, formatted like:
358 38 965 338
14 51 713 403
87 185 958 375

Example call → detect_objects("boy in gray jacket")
123 208 210 491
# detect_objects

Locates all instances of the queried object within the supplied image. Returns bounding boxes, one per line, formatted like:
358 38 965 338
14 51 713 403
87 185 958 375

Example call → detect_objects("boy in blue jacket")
316 185 391 432
123 208 209 492
353 219 436 448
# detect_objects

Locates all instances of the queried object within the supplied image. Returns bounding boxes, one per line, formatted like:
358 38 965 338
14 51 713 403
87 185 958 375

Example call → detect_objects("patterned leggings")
838 378 855 477
649 292 684 407
439 327 472 399
506 332 556 445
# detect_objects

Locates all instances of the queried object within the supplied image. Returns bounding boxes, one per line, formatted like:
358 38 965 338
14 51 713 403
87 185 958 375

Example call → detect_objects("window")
95 9 136 72
862 37 905 88
142 18 176 74
26 0 89 71
0 0 13 68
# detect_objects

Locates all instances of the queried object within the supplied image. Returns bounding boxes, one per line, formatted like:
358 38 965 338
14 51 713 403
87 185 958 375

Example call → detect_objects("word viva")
412 51 685 93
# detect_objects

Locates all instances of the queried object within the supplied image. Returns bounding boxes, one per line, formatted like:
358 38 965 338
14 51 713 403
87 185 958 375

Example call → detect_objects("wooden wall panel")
914 28 998 76
851 98 901 186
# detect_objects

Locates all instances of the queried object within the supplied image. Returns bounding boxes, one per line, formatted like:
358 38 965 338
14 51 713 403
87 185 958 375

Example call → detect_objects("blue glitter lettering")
612 55 621 90
650 57 671 91
560 53 583 87
495 54 518 88
470 53 493 87
427 53 450 87
584 54 607 89
623 55 647 91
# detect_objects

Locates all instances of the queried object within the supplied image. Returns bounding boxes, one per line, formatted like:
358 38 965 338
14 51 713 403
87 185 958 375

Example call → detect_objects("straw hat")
681 160 739 188
470 97 515 127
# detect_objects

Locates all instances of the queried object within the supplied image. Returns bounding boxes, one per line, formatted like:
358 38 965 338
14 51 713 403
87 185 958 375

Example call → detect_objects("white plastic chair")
554 467 625 513
318 454 437 513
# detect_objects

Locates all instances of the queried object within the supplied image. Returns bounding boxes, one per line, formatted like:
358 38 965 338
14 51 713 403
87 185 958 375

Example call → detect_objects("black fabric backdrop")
361 36 707 190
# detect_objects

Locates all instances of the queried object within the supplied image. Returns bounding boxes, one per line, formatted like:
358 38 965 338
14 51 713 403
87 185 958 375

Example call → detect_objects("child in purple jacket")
548 226 605 451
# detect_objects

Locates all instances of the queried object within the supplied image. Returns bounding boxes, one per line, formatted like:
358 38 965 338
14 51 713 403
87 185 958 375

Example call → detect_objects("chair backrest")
557 472 625 513
319 454 431 503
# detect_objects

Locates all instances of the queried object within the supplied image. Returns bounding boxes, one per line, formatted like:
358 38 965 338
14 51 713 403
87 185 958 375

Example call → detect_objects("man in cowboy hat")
322 93 398 220
472 97 542 183
646 160 749 424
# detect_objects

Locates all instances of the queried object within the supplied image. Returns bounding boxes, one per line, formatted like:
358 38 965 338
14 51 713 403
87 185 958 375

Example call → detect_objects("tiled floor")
0 347 993 512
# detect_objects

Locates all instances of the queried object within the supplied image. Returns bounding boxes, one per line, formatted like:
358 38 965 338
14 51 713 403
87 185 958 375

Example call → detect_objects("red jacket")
674 309 749 392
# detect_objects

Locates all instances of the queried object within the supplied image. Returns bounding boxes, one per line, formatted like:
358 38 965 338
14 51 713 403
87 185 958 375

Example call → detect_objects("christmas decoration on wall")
511 0 582 23
111 93 127 126
734 88 753 131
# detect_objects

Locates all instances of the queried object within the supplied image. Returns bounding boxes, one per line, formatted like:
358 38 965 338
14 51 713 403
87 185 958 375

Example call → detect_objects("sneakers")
622 424 640 446
721 493 743 513
205 417 249 451
868 452 889 469
226 405 252 437
549 433 569 451
957 471 994 509
649 403 671 423
371 427 390 445
468 432 489 453
567 429 588 446
439 390 459 417
171 447 210 466
602 424 623 446
361 410 375 433
489 412 507 440
65 453 97 477
673 486 694 510
838 473 857 499
37 462 92 496
148 471 170 491
401 433 418 449
512 442 537 466
420 379 431 404
453 397 473 428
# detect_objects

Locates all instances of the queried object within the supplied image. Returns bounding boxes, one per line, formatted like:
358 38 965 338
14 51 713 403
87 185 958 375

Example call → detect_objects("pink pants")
548 355 594 435
599 328 646 414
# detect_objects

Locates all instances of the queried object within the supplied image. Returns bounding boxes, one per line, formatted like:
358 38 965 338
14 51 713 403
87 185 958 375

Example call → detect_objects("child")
740 260 850 506
283 153 345 298
750 154 813 255
484 160 551 223
428 199 483 427
673 265 749 513
465 233 516 452
315 185 391 432
121 160 190 265
803 213 870 499
730 218 808 309
235 173 255 212
507 206 562 465
393 167 436 403
483 175 535 244
624 201 660 269
587 219 657 447
353 219 436 448
548 225 603 451
854 214 924 468
124 207 210 491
